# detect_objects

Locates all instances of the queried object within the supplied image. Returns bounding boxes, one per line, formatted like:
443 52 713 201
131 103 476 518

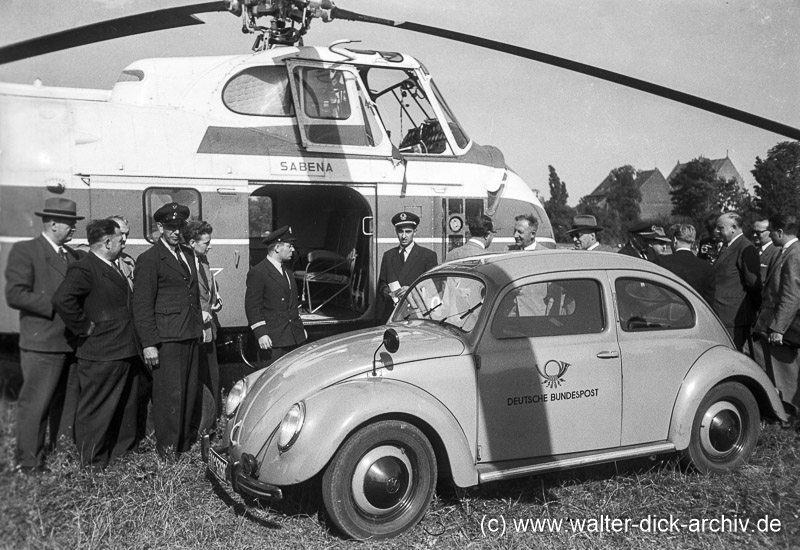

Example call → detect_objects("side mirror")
383 328 400 354
372 328 400 376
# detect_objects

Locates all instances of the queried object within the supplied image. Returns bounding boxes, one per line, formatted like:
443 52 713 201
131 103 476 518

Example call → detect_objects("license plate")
208 447 228 483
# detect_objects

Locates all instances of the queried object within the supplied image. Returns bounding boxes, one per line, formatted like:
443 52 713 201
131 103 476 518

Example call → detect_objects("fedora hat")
34 197 84 220
566 214 603 235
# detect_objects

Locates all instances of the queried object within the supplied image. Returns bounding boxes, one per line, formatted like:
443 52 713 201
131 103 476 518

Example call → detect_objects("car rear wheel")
682 381 760 474
321 420 437 540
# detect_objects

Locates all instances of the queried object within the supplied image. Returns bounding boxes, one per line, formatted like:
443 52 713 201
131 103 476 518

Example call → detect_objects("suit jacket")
197 255 221 342
656 249 715 305
618 241 657 262
245 258 305 347
712 235 761 328
754 241 800 335
52 252 139 361
4 235 80 352
377 243 438 319
447 240 487 261
132 239 202 348
758 242 781 286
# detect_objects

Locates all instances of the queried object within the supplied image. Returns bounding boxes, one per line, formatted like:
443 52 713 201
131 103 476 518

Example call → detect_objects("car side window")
615 278 694 332
492 279 604 339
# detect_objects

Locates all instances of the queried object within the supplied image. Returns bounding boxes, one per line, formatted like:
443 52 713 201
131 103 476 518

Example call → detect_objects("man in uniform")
5 197 83 473
132 202 202 458
619 221 669 261
52 219 139 469
566 215 603 251
712 211 761 352
245 226 306 368
377 212 438 322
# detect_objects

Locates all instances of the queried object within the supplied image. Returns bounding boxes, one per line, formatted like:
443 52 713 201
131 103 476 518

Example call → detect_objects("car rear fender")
254 378 479 488
668 345 787 449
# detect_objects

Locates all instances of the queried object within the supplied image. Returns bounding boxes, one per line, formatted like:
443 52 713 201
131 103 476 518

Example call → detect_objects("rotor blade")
0 2 228 65
331 8 800 141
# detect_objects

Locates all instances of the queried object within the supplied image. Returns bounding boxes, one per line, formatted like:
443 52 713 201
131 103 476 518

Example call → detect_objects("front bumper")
203 434 284 501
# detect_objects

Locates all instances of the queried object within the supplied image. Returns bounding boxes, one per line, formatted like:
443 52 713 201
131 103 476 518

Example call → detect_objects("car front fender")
252 378 479 488
668 346 787 449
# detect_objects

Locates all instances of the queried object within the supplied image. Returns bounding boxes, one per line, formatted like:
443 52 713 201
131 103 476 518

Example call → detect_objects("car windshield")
392 275 485 332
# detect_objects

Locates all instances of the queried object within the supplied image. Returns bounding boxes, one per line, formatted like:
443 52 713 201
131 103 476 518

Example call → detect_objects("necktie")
174 247 191 277
58 246 68 264
400 248 406 264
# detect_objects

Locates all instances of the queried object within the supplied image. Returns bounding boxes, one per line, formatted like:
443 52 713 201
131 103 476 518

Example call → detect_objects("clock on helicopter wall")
448 214 464 234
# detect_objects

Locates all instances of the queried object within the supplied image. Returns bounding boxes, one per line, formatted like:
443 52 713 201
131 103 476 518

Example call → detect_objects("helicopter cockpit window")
290 66 382 148
223 66 294 117
363 68 454 155
431 80 469 149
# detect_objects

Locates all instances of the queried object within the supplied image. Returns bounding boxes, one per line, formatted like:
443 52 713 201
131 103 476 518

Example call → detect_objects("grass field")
1 391 798 550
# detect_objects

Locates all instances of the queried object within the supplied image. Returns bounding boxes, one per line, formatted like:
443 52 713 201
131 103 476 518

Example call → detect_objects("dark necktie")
400 248 406 264
58 246 68 264
174 247 190 277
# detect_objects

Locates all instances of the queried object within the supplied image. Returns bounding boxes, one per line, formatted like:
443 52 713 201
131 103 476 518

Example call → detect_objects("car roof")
434 249 680 282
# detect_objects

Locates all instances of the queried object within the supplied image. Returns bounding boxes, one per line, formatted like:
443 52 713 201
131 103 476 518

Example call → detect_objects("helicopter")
0 0 798 354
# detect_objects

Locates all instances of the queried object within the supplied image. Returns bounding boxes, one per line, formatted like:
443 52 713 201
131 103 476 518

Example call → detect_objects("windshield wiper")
403 299 442 321
438 301 483 325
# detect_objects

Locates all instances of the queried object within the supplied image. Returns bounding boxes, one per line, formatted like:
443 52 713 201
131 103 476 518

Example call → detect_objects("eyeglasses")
752 229 770 235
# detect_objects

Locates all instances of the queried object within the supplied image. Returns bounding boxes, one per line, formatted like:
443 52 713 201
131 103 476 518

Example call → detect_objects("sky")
1 0 798 205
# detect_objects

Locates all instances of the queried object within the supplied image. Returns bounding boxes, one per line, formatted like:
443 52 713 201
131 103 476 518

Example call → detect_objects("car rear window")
492 279 605 338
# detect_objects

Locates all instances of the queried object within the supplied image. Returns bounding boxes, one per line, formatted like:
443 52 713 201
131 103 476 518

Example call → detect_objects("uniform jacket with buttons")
4 234 80 352
245 258 306 348
132 239 202 348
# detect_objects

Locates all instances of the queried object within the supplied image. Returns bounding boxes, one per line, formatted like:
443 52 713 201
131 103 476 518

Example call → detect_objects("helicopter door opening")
248 184 373 323
286 61 391 157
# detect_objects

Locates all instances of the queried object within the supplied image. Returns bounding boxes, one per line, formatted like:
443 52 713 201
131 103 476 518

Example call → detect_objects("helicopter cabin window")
223 66 294 117
363 67 458 155
290 66 382 148
143 188 201 243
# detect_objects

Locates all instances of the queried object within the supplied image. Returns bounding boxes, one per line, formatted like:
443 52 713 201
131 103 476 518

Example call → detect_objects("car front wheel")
322 420 437 539
682 381 760 474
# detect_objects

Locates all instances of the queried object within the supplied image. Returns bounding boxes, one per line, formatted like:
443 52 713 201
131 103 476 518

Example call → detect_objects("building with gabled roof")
586 167 672 220
667 155 745 189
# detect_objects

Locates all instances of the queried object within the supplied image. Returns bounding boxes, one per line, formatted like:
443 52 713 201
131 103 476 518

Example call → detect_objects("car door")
475 273 621 462
610 271 714 446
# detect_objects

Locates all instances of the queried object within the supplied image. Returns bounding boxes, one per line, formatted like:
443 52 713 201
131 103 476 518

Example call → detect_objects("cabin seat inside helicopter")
249 185 369 321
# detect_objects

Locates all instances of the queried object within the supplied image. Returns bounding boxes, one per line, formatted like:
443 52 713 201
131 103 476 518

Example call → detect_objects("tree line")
544 141 800 244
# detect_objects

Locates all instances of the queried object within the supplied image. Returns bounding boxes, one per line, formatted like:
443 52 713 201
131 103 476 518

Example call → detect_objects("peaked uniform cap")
154 202 190 226
392 211 420 228
262 225 296 246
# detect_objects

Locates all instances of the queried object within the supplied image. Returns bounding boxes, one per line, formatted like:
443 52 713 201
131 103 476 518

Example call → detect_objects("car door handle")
596 350 620 359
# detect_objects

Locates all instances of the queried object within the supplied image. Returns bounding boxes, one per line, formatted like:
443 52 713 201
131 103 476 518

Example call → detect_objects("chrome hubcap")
700 401 743 458
351 445 413 516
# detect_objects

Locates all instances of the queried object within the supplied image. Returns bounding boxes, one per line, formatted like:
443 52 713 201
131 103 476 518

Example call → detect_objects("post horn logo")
536 360 570 389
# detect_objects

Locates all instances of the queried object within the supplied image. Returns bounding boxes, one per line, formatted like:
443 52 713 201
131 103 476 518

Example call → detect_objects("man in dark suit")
752 217 781 284
133 202 203 457
377 212 439 322
712 211 761 351
657 224 715 305
4 197 84 473
52 219 139 469
245 226 306 368
752 213 800 425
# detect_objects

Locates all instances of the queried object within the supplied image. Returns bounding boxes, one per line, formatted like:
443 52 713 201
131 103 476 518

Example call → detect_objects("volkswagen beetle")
206 250 786 539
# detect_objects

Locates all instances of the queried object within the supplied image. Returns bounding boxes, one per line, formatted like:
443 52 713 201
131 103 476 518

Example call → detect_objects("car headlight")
225 379 248 417
277 402 305 452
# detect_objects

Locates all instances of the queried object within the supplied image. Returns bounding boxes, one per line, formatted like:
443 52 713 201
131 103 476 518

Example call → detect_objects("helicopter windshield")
392 275 485 332
364 68 467 155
